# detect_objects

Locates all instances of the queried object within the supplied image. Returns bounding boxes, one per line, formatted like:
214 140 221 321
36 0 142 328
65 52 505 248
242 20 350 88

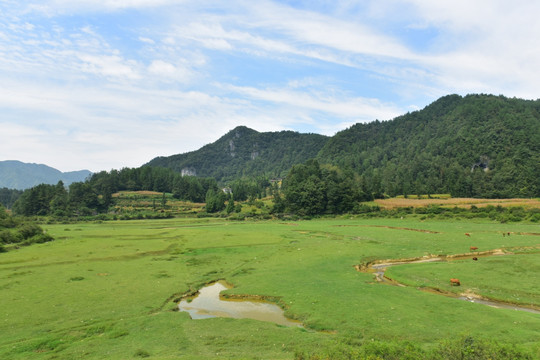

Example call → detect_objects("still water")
178 281 302 327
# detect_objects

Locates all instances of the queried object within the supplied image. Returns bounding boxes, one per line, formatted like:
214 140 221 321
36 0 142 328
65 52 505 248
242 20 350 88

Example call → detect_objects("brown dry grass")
375 197 540 209
112 190 163 197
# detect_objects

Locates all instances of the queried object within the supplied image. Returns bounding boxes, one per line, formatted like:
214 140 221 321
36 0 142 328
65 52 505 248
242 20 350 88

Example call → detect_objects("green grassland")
1 217 539 359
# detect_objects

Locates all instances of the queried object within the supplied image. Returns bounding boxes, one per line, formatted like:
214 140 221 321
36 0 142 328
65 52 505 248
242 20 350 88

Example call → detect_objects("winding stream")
357 251 540 314
178 281 303 327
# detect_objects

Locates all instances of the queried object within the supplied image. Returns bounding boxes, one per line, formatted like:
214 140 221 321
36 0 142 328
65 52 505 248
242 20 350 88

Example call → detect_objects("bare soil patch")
375 197 540 209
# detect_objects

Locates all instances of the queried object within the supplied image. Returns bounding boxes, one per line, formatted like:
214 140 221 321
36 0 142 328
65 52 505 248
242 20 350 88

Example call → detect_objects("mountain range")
0 161 91 190
146 126 328 183
147 94 540 198
3 94 539 198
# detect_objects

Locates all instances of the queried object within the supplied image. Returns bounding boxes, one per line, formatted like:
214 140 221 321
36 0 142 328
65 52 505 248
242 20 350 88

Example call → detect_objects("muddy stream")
177 250 537 328
356 250 540 314
178 281 303 327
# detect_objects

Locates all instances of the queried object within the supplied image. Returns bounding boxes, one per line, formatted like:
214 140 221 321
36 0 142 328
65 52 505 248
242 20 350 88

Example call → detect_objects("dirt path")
354 249 540 314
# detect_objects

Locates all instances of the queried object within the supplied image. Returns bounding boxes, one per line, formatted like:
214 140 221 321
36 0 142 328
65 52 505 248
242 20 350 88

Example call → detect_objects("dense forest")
147 94 539 199
0 188 22 209
10 167 223 217
146 126 328 183
317 94 540 198
4 94 540 217
275 160 372 216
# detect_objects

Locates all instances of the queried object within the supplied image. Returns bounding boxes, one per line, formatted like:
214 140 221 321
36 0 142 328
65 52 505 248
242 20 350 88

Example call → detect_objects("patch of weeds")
134 349 151 357
69 276 85 282
109 329 130 339
0 281 19 290
32 338 64 353
8 270 33 278
186 257 207 266
232 267 256 276
85 324 109 337
154 271 172 278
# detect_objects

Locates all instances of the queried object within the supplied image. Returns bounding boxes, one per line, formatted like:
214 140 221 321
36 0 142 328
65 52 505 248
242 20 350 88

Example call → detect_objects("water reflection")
178 281 302 327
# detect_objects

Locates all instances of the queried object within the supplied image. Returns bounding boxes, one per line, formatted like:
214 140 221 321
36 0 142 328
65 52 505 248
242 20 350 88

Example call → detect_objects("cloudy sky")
1 0 539 172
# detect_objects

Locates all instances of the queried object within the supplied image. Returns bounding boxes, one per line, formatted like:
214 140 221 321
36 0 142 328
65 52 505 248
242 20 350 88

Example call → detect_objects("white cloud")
78 54 141 80
227 84 401 123
138 36 154 44
1 0 539 172
22 0 188 15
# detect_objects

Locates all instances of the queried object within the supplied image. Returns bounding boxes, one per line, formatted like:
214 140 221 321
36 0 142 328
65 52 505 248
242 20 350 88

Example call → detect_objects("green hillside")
142 94 540 198
146 126 328 183
317 94 540 198
0 160 91 190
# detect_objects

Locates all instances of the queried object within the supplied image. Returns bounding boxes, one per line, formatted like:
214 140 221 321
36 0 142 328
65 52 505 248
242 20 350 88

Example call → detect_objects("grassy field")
375 197 540 209
0 217 539 359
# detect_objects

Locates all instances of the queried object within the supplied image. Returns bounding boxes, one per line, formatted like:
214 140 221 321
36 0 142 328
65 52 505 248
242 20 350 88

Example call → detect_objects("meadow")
0 216 539 359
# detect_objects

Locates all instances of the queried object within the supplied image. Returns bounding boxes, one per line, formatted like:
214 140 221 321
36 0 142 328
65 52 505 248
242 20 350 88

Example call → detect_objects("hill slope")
317 94 540 197
146 94 539 198
146 126 328 183
0 161 92 190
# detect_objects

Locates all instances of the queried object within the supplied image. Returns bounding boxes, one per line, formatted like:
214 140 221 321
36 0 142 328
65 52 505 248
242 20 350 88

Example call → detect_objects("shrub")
0 230 20 244
18 224 43 240
295 336 533 360
433 336 533 360
21 233 54 246
134 349 150 358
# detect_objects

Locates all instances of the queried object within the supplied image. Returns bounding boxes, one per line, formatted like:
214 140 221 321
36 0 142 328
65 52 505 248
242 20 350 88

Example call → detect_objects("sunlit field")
1 217 539 359
375 197 540 209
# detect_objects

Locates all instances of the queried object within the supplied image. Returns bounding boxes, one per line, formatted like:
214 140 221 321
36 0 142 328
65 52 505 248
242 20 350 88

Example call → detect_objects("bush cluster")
296 336 534 360
0 204 54 250
0 223 53 247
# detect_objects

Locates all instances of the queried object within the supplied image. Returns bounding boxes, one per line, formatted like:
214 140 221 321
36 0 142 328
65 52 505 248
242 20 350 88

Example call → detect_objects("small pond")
178 281 302 327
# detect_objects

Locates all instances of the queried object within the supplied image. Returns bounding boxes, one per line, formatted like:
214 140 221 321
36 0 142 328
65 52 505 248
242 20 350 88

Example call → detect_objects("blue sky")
1 0 539 172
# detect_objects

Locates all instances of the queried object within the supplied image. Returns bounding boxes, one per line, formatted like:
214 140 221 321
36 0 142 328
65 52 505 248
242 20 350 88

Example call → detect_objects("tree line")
10 166 221 217
274 160 373 216
0 188 22 209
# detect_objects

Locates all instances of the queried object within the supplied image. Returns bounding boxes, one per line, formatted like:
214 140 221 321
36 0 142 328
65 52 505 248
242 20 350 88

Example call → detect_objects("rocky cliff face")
145 126 328 183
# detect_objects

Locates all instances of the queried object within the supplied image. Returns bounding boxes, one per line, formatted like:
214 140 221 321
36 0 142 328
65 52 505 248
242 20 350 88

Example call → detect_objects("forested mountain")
146 126 328 183
316 94 540 198
0 161 91 190
146 94 539 198
9 93 538 218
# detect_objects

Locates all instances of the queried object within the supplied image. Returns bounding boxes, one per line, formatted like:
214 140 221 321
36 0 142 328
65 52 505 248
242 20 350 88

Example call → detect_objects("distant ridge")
146 94 539 198
0 160 92 190
146 126 328 183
